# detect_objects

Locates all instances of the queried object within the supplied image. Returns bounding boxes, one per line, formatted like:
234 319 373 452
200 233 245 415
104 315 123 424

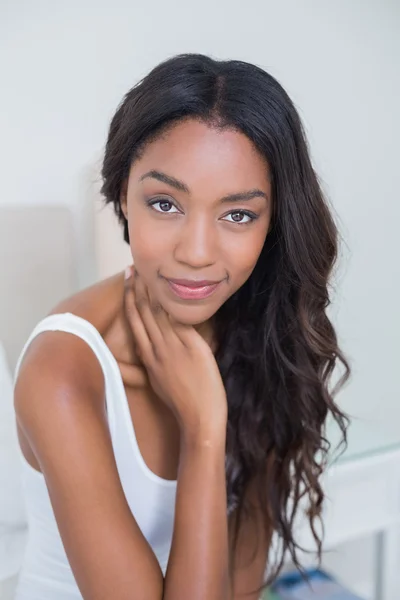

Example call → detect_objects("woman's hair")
101 53 350 595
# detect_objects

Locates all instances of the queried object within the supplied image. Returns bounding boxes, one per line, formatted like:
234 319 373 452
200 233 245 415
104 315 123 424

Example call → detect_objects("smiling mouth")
165 279 222 300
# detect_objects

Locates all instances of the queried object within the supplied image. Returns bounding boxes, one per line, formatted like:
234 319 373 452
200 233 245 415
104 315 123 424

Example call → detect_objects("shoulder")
14 324 106 431
48 270 126 336
47 268 138 369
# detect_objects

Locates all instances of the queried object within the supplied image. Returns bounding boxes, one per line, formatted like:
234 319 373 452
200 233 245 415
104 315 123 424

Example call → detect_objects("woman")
13 53 350 600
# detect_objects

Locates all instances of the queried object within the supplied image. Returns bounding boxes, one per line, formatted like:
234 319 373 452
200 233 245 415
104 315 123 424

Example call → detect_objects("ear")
120 179 128 220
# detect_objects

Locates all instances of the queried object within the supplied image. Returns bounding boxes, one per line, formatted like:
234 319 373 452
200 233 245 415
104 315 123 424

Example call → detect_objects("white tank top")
13 312 177 600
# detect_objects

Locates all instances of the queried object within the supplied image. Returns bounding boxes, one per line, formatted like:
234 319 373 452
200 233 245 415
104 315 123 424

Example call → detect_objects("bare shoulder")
14 325 106 438
48 270 126 336
46 268 138 369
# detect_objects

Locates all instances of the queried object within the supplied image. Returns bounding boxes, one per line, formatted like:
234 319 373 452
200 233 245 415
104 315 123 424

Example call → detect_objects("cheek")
128 218 171 299
129 216 166 265
223 231 267 285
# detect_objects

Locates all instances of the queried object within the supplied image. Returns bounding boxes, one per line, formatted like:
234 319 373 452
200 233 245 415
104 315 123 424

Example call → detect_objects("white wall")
1 1 399 595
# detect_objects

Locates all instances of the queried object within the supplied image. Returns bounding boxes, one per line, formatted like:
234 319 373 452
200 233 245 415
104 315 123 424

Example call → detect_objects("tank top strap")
13 312 119 437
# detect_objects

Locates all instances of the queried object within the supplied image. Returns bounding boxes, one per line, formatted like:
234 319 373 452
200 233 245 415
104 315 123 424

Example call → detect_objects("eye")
147 199 180 214
222 210 258 225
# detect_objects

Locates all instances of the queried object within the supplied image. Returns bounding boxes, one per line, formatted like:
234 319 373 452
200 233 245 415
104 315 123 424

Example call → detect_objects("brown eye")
158 201 173 212
147 199 179 214
222 210 258 225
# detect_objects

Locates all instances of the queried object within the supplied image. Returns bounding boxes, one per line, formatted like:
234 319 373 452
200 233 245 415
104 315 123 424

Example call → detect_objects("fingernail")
125 266 132 280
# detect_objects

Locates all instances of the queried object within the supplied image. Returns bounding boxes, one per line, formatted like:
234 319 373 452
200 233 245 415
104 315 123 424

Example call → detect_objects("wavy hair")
100 53 350 595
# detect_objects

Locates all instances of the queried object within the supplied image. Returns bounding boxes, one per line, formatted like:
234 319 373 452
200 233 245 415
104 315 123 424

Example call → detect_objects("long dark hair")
101 53 350 595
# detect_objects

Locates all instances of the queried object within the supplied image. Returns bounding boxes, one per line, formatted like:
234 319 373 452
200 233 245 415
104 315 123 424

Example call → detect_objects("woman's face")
120 118 272 327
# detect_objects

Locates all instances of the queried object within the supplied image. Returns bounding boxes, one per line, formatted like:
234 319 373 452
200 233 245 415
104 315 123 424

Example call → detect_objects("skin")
120 118 271 331
15 118 273 599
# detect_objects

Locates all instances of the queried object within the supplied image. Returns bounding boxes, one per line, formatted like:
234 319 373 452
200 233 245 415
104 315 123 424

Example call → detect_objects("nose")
173 214 216 269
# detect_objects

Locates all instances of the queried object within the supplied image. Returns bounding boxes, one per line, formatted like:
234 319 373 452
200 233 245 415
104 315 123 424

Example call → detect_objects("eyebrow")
139 169 268 204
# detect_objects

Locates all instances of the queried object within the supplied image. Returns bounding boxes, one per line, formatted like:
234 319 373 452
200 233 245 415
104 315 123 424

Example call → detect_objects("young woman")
13 53 350 600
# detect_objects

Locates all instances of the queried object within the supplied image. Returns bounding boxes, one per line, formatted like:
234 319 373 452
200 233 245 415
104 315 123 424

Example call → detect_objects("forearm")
163 420 231 600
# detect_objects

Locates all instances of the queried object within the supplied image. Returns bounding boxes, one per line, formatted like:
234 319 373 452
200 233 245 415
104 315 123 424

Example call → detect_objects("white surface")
0 206 78 373
0 342 27 581
286 442 400 600
0 576 18 600
328 417 400 464
325 448 400 600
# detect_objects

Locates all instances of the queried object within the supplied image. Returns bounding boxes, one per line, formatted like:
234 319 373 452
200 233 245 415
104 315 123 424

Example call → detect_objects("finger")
124 268 154 364
148 296 174 339
166 314 199 348
144 286 181 344
130 268 193 348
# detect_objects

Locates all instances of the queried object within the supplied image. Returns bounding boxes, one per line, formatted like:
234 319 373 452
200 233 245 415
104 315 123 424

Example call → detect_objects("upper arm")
229 474 272 600
14 332 163 600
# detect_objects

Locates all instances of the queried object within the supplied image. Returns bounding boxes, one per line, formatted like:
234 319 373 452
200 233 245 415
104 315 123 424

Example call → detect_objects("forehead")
130 119 271 192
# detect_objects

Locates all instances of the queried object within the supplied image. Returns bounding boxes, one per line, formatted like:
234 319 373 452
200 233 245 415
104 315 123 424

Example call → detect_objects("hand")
123 266 227 435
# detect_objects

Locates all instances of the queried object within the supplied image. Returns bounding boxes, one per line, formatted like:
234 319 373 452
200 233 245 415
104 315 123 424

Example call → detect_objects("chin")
166 303 217 327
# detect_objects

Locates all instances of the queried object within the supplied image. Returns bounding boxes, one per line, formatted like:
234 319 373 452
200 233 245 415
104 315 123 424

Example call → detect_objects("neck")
194 317 217 353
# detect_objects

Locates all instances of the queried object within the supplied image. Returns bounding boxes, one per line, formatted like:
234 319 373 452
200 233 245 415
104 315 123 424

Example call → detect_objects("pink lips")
166 279 221 300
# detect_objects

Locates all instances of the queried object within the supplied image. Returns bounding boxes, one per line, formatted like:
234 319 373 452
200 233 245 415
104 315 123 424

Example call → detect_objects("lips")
166 279 222 300
167 278 221 288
